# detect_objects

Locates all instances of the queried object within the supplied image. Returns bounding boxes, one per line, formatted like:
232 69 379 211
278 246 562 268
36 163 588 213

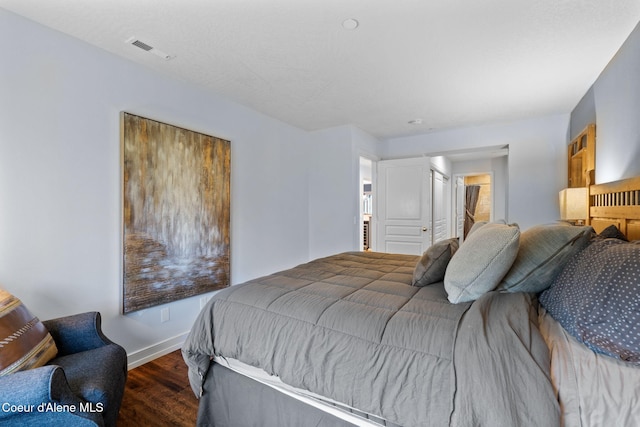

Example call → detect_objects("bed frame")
590 175 640 240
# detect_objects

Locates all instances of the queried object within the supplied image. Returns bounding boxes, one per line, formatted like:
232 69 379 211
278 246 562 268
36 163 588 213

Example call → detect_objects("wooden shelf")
568 124 596 188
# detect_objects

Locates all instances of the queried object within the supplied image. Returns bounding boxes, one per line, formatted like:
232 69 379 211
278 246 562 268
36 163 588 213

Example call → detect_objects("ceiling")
2 0 640 140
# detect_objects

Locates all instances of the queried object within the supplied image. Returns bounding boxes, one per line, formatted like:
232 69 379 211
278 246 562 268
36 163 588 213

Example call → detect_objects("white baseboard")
126 331 189 370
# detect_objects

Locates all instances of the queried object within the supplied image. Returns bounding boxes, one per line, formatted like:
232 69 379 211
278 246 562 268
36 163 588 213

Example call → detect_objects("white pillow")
444 223 520 303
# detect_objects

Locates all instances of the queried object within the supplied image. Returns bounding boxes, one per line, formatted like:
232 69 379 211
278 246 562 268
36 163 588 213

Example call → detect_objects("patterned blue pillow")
540 238 640 362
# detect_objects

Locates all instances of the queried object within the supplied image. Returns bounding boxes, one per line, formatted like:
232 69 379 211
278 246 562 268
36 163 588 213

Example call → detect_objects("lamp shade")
559 187 588 221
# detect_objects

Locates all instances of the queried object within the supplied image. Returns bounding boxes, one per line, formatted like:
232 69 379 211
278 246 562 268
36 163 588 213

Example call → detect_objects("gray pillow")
497 224 594 293
444 223 520 304
412 238 459 287
467 221 487 236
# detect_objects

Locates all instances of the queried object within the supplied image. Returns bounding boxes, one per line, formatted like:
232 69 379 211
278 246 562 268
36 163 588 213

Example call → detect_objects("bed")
182 175 640 427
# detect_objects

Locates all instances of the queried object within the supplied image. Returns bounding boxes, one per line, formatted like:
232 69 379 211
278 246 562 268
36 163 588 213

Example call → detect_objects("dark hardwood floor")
117 349 198 426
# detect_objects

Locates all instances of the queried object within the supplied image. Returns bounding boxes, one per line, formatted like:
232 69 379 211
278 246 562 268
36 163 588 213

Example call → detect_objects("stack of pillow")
411 221 594 303
412 221 640 364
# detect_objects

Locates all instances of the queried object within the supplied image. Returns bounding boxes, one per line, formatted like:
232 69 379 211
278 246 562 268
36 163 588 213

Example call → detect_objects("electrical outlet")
161 307 170 323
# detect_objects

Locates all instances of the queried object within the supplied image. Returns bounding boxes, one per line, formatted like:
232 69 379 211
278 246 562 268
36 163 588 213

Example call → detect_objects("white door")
455 176 465 240
376 158 431 255
432 170 448 243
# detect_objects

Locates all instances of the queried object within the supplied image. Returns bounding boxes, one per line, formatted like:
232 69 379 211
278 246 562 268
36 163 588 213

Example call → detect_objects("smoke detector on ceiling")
125 37 174 60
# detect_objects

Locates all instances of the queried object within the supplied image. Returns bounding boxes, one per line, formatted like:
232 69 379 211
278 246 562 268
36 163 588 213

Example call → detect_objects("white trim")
126 331 189 370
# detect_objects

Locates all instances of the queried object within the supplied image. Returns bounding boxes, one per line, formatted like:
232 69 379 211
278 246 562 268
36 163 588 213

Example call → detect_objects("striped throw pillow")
0 289 58 375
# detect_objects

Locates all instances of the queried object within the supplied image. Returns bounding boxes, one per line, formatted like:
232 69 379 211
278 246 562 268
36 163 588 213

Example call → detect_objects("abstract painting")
121 112 230 313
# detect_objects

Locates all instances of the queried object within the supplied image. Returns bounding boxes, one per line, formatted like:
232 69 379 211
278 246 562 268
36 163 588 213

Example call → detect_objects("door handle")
422 227 428 232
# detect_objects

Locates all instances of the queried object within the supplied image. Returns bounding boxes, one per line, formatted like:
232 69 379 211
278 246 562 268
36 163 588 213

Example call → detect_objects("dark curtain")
464 185 481 238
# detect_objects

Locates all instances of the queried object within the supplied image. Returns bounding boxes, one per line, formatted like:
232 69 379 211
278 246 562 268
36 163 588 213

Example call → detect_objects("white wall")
0 9 311 366
430 156 452 177
585 21 640 183
307 125 381 260
452 156 508 222
380 114 570 230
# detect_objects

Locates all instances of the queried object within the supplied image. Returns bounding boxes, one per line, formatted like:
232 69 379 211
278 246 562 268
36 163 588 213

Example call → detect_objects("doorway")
359 156 374 251
455 173 493 241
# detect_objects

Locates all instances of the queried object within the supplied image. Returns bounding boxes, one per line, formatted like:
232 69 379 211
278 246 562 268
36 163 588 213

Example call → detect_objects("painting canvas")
121 112 230 313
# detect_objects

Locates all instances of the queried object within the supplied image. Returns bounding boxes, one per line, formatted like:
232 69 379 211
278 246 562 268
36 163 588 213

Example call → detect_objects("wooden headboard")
590 175 640 240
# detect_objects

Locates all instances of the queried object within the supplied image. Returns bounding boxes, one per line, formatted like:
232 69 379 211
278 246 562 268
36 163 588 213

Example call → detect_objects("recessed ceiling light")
408 119 423 125
342 18 359 30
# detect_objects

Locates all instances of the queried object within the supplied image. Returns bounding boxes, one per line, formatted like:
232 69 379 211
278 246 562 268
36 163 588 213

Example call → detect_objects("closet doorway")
455 173 493 241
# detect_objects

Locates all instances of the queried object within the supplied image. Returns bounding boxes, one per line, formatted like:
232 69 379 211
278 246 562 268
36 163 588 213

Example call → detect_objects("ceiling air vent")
125 37 174 60
131 39 153 51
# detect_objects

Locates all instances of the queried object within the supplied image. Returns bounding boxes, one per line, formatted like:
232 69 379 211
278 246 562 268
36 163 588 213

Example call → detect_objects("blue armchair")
0 312 127 426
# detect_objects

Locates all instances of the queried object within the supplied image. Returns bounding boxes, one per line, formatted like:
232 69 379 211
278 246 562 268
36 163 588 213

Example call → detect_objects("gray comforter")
183 252 559 427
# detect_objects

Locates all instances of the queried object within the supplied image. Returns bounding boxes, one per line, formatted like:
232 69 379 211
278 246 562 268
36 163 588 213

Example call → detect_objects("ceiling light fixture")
125 37 174 60
342 18 359 30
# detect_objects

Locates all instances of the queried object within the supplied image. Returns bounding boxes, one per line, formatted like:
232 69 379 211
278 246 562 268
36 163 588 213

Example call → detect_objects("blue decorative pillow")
540 238 640 362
